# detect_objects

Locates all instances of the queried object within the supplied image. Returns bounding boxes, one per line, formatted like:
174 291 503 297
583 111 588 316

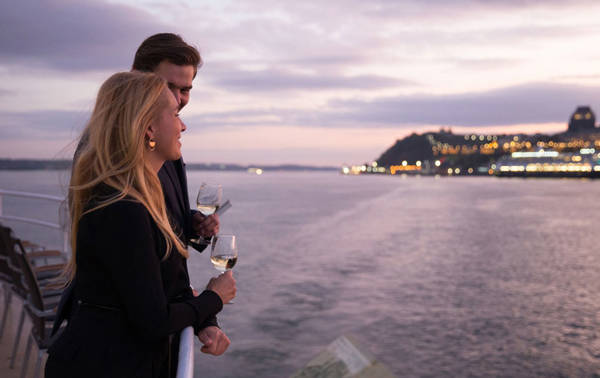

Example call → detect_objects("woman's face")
151 89 186 162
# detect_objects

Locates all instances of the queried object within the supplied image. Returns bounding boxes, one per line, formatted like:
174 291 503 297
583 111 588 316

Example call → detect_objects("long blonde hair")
66 71 187 281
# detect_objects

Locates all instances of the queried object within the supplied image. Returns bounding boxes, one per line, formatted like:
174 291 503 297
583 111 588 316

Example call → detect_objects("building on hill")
568 106 596 133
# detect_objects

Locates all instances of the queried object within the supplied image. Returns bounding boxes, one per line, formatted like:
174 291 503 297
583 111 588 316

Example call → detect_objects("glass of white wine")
210 234 238 273
190 183 222 245
196 183 222 217
210 234 238 304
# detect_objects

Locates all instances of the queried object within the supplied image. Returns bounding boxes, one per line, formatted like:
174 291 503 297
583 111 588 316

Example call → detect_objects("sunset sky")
1 0 600 165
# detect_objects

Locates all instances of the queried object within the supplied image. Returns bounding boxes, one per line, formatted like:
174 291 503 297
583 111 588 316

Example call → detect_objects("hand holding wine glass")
190 183 223 245
209 234 238 304
206 270 236 305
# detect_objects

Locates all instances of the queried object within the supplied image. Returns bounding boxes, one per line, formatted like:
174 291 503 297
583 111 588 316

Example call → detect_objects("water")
2 170 600 377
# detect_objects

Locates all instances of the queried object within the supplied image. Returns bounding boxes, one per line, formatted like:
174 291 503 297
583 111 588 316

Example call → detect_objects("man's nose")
180 119 187 132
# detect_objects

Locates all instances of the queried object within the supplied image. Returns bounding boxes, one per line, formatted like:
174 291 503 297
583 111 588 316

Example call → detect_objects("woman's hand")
206 270 236 304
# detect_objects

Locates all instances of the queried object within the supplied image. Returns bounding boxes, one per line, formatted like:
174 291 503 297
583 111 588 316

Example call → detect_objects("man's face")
153 61 195 111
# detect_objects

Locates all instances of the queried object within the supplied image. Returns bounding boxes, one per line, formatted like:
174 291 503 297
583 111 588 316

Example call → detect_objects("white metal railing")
176 326 194 378
0 189 194 377
0 189 69 253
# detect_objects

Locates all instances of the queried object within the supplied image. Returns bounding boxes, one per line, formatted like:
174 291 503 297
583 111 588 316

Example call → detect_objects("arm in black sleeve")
96 201 222 342
197 315 220 333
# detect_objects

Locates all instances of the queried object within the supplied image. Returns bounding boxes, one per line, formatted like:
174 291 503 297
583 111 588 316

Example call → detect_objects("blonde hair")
66 71 187 281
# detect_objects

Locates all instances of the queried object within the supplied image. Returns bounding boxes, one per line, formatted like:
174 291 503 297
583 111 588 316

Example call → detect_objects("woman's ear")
146 125 155 141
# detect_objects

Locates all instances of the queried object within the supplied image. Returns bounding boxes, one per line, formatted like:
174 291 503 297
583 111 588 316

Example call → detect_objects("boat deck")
0 285 44 378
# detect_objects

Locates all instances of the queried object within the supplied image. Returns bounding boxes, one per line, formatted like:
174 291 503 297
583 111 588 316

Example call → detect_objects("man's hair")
133 33 202 77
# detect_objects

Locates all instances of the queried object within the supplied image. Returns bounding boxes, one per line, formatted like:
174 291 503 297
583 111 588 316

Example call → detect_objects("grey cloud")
0 110 88 139
207 68 414 91
0 0 166 72
322 82 600 127
14 82 588 135
184 82 600 129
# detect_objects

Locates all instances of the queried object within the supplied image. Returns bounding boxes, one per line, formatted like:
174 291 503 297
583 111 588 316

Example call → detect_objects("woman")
45 72 236 377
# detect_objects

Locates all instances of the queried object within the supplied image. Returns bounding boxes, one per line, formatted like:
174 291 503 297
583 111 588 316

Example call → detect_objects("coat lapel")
162 160 186 214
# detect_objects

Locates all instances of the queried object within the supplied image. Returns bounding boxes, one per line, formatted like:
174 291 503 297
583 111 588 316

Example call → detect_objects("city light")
512 151 559 158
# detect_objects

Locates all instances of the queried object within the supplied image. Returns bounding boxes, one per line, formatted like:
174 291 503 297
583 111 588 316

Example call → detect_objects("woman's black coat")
45 198 223 378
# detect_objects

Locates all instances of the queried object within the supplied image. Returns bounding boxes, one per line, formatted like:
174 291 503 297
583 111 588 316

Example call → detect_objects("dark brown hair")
132 33 202 77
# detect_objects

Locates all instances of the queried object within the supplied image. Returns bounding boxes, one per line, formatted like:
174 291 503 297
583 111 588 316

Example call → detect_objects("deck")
0 285 45 378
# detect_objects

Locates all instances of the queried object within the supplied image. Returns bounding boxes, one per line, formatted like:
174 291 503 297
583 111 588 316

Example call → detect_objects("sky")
1 0 600 165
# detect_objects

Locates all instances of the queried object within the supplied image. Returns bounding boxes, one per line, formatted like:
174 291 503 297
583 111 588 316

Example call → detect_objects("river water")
1 170 600 377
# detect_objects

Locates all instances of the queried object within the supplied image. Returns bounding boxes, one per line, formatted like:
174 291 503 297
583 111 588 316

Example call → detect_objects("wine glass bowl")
210 234 238 273
196 183 222 216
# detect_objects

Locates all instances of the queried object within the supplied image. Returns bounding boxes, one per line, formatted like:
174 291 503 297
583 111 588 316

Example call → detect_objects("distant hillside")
0 159 336 172
373 128 599 170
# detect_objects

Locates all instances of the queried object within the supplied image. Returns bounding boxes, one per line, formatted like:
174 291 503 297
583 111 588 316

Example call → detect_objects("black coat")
45 198 223 378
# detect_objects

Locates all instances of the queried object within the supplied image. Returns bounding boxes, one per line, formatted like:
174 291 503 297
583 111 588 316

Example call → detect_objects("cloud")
241 0 599 24
0 0 166 72
324 82 600 127
0 110 88 139
184 82 600 129
207 68 414 91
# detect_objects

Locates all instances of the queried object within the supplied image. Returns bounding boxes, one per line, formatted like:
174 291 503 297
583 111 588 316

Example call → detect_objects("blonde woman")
45 72 236 378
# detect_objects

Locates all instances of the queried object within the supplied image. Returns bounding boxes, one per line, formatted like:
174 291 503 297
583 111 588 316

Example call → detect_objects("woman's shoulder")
83 193 151 227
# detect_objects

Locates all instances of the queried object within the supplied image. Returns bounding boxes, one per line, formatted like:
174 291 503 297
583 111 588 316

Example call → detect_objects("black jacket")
45 198 223 377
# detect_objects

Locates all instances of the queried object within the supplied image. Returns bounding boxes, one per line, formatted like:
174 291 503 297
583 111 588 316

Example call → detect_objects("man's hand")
197 326 230 356
192 212 219 238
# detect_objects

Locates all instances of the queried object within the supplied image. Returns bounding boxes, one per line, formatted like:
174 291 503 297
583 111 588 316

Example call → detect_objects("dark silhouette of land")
0 159 337 172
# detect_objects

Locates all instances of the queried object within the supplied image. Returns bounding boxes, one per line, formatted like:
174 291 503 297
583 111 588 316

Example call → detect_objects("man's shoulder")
159 159 184 175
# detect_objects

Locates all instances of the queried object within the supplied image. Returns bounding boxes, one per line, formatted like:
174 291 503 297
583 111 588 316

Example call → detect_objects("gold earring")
148 138 156 151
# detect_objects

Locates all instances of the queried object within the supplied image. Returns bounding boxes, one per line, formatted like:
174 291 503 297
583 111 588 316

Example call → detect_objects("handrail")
0 189 69 254
176 326 194 378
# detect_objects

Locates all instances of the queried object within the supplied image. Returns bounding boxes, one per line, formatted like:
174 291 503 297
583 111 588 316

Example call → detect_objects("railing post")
0 192 3 217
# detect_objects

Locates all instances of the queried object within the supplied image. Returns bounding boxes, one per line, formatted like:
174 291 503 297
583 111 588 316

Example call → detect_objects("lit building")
568 106 596 133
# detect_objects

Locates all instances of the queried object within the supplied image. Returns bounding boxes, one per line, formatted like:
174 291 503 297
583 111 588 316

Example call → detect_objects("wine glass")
210 234 238 273
210 234 238 304
190 183 222 245
196 183 222 217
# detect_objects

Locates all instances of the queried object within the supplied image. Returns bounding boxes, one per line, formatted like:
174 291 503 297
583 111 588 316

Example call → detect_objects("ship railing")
0 189 69 254
0 189 195 378
177 326 194 378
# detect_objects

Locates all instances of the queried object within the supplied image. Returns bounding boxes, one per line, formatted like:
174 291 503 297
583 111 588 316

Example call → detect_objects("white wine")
211 254 237 272
197 205 217 216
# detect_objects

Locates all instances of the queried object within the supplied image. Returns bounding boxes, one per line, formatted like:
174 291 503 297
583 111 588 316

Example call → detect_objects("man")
131 33 232 360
